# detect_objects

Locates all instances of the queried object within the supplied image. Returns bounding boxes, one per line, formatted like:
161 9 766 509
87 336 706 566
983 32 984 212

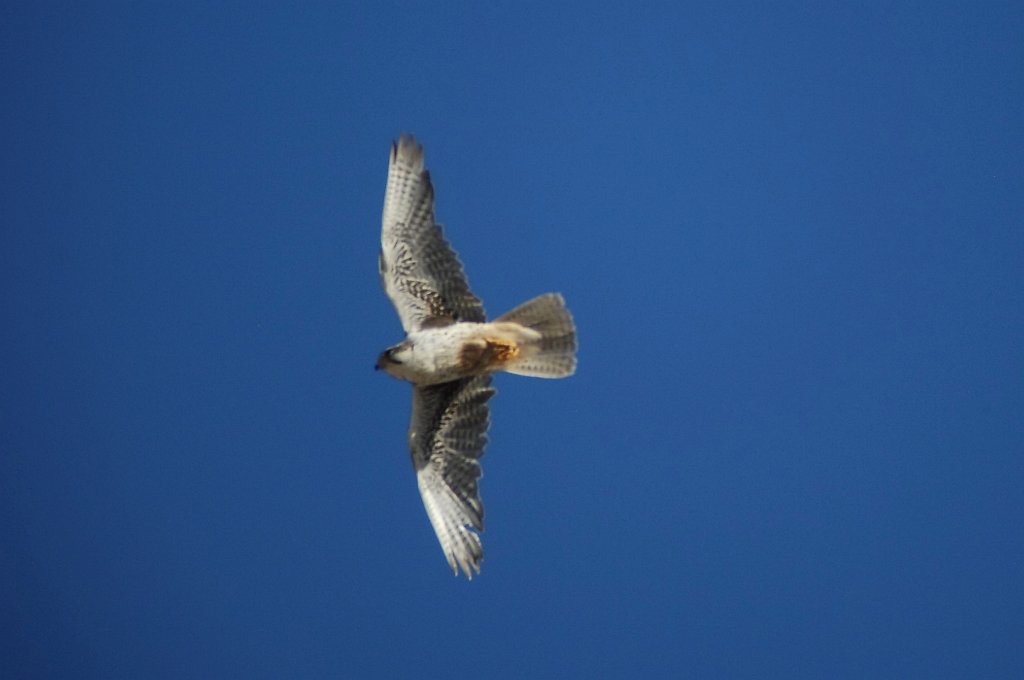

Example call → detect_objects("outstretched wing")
380 135 486 331
408 375 495 578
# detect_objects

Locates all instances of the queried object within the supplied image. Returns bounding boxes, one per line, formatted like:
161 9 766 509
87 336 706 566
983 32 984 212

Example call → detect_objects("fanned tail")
494 293 577 378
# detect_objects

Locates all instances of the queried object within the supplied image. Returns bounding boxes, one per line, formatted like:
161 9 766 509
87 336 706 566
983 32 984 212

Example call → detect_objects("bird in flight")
376 135 577 578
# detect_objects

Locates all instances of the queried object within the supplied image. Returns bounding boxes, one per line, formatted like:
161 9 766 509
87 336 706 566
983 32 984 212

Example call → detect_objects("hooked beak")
375 350 399 371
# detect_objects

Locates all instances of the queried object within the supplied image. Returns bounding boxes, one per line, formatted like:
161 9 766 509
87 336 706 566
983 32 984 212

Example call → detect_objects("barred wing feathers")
408 375 495 578
380 135 485 331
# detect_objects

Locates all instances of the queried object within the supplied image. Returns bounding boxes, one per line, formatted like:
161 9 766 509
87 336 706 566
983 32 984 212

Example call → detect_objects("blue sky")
3 2 1022 677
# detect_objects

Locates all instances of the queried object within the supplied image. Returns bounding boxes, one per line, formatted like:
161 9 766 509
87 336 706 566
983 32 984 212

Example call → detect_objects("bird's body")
375 135 577 578
378 321 540 386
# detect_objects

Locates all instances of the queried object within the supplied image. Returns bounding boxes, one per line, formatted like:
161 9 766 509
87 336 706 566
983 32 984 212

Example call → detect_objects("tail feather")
495 293 577 378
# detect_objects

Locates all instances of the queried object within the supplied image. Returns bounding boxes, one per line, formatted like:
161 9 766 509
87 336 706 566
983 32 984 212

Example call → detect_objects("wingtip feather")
391 132 424 171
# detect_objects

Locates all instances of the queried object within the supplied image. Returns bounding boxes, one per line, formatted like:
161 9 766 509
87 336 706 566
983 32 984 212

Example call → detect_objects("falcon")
376 135 577 578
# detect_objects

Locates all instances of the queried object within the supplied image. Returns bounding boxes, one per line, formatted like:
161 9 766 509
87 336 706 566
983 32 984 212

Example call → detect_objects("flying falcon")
376 135 577 578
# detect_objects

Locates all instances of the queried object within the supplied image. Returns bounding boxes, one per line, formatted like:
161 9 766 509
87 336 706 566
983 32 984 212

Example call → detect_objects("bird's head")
375 340 413 376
